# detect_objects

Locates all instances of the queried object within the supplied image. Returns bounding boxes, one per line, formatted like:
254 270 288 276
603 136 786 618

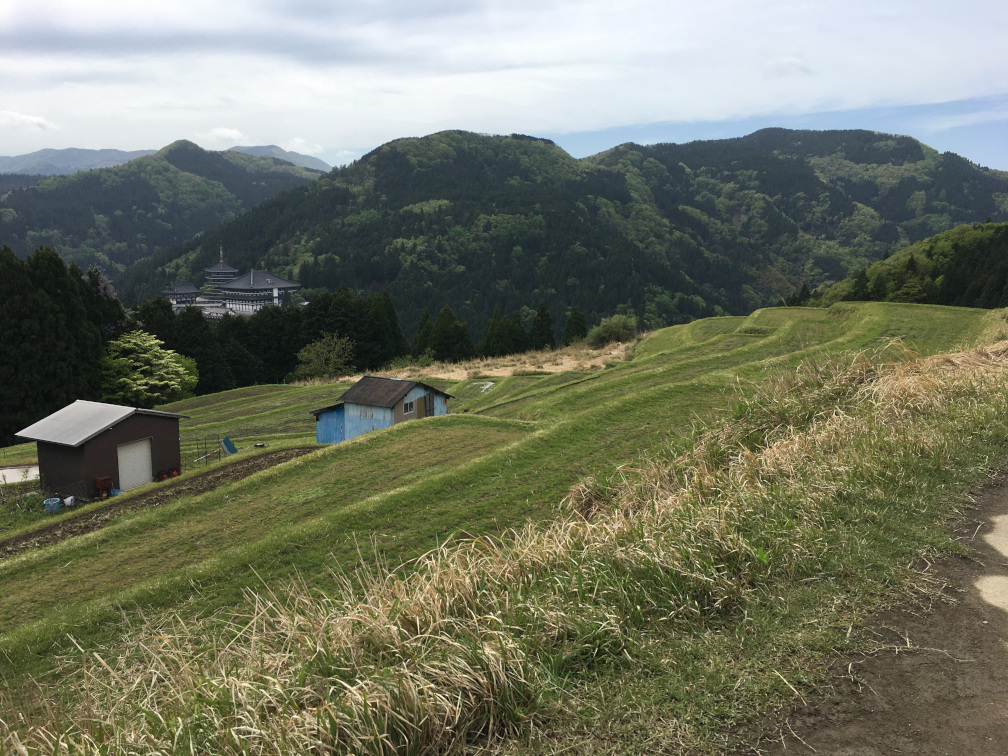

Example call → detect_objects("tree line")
814 222 1008 308
0 247 125 445
135 293 590 392
0 246 618 447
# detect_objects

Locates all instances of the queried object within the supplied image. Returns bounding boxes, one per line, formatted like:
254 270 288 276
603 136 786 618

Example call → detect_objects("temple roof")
217 270 300 291
206 261 238 274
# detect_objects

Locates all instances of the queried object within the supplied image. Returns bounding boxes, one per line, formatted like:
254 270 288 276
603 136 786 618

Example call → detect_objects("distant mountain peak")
0 142 330 176
0 147 157 175
158 139 204 154
227 145 330 172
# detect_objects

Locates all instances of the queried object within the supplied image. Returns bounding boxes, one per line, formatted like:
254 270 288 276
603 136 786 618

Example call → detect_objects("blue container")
44 497 60 514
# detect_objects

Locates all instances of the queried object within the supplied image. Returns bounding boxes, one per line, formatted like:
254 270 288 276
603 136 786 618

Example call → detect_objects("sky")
2 0 1007 170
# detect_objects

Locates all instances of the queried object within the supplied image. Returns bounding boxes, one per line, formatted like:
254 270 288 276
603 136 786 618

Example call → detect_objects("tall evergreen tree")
848 269 870 301
561 305 588 346
529 300 554 350
413 309 435 357
429 306 473 362
479 308 514 357
173 307 236 392
0 247 120 444
508 312 531 353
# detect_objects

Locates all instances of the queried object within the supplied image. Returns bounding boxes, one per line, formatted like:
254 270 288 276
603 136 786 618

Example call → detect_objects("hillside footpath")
753 472 1008 754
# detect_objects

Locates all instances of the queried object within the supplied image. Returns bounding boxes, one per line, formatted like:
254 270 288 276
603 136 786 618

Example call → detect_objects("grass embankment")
0 443 36 468
0 302 1003 753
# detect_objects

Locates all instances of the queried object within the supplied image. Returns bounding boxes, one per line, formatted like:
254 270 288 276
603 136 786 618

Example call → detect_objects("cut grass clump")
7 339 1008 753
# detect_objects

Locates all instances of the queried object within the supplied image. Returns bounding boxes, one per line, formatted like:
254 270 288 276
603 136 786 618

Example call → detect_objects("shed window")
403 400 415 414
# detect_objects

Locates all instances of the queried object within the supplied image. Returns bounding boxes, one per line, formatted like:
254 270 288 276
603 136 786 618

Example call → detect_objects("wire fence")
189 434 222 468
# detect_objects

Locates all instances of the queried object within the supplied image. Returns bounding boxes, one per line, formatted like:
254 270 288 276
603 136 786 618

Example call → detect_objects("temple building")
205 247 239 289
159 248 300 318
215 270 301 313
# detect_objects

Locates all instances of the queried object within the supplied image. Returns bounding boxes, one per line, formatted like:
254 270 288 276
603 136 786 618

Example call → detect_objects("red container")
94 476 113 498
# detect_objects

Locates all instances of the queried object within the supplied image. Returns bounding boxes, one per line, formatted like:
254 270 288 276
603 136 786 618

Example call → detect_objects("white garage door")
117 437 153 491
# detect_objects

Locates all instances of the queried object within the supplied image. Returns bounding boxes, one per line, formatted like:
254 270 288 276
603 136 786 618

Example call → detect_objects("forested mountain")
0 147 156 175
0 144 328 175
114 129 1008 337
227 145 331 172
0 140 323 273
0 175 45 193
13 128 1008 339
819 221 1008 308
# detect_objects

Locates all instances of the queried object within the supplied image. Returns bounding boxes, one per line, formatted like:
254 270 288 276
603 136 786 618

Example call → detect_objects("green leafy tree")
100 330 194 408
586 314 638 348
290 333 355 381
168 354 200 402
561 305 588 345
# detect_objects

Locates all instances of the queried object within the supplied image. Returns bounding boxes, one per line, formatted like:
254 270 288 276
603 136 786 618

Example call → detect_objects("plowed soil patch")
0 448 313 561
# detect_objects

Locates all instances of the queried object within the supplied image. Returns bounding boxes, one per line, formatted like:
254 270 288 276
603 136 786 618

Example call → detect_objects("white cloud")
925 104 1008 134
0 109 57 130
0 0 1006 163
198 127 248 147
280 137 324 156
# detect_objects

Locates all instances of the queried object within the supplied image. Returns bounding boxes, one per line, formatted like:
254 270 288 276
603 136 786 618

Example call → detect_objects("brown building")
16 400 188 497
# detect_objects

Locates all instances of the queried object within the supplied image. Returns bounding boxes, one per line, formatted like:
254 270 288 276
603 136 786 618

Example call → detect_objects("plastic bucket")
44 497 60 514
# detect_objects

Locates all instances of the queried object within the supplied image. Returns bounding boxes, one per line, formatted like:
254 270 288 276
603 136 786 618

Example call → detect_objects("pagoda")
205 246 239 289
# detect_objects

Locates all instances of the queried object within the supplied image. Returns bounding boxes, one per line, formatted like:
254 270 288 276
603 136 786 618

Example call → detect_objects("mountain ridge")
5 128 1007 339
0 143 329 175
116 127 1008 336
0 140 324 272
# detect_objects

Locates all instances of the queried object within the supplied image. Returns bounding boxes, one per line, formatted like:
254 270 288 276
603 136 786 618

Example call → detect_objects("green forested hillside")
821 221 1008 307
0 141 322 273
0 247 125 445
114 129 1008 337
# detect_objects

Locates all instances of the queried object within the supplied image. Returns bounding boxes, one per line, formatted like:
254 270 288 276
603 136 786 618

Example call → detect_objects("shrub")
586 314 638 348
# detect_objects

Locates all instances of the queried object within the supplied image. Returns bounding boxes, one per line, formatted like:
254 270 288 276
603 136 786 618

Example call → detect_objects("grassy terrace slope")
0 302 998 746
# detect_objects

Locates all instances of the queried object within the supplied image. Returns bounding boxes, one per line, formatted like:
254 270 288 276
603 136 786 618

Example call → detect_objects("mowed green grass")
0 443 36 467
0 302 993 683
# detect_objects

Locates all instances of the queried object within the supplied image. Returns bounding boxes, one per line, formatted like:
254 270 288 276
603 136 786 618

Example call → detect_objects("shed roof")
310 376 452 416
217 270 299 291
15 400 188 448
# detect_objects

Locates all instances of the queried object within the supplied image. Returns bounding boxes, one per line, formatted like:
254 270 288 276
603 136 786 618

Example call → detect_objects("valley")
3 300 1007 752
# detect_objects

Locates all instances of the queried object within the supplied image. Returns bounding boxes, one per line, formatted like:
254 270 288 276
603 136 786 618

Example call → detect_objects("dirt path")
0 466 39 484
750 475 1008 755
0 448 314 561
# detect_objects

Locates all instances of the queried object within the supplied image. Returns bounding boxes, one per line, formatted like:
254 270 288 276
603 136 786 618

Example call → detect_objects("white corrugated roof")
15 400 186 448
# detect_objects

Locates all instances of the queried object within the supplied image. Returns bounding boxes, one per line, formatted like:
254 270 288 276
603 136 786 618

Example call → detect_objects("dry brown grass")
363 341 631 383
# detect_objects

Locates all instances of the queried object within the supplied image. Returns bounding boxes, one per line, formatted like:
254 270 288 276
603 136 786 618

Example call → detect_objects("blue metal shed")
310 376 452 445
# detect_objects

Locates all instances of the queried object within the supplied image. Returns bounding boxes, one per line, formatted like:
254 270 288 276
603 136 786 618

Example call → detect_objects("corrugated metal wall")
315 390 449 446
345 402 393 441
316 405 345 444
